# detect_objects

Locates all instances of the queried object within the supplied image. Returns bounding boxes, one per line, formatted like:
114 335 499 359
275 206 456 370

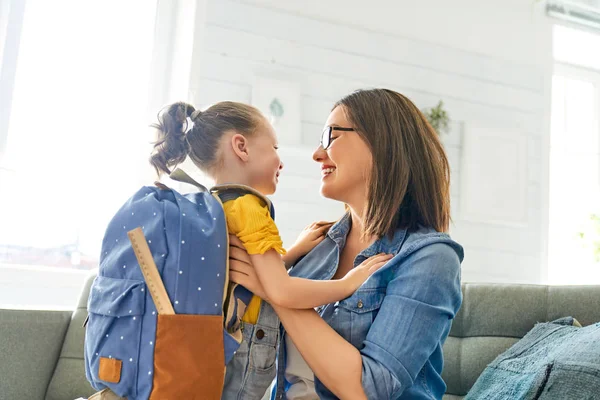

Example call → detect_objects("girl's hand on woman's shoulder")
285 221 334 267
342 253 393 292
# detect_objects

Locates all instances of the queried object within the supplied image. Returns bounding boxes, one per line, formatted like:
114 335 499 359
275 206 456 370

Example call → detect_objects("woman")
230 88 464 400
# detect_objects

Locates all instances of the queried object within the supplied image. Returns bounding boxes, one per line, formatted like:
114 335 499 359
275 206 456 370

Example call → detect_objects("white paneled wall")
184 0 553 283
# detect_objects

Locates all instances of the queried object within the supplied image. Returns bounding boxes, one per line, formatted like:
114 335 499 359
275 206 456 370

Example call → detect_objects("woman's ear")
230 133 249 162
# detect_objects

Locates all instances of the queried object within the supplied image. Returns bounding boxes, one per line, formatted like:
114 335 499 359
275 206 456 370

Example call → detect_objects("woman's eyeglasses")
321 126 354 150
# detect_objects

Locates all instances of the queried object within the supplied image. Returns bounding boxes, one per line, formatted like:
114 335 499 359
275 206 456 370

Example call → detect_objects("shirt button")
256 329 265 339
357 300 364 309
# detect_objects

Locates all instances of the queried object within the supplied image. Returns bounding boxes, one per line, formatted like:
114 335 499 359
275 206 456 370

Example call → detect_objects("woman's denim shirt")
273 213 464 399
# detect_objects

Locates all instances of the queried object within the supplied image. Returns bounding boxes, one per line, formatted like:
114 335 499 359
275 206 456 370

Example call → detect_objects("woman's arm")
272 305 368 400
248 249 391 309
230 237 463 399
292 243 462 399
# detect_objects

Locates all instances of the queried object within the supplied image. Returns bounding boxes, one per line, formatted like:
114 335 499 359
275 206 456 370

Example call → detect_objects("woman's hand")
284 221 334 267
228 235 269 301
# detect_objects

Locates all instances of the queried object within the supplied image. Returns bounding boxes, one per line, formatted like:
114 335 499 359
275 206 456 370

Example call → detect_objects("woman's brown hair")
149 101 264 176
334 89 451 235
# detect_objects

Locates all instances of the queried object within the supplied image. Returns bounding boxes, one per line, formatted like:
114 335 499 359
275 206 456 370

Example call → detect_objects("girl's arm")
225 198 388 309
249 249 391 309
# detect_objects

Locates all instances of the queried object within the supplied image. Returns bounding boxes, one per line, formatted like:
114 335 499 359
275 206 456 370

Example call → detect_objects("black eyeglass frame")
321 126 355 150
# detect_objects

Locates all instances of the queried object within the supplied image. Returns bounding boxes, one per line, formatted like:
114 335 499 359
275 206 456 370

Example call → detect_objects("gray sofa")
2 273 600 400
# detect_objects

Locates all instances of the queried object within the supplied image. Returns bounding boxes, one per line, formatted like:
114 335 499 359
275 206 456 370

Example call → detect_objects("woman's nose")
313 145 325 162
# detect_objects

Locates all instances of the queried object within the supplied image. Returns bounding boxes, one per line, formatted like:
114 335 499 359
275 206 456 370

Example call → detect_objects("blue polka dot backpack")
84 167 273 399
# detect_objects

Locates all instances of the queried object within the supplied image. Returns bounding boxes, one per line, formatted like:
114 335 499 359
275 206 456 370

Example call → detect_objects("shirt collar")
327 212 352 248
327 212 408 264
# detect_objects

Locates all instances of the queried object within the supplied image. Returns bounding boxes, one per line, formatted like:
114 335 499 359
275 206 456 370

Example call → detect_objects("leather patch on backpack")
150 314 224 399
99 357 122 384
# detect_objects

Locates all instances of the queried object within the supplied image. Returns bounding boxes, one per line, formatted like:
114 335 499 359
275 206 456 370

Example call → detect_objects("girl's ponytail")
150 102 195 176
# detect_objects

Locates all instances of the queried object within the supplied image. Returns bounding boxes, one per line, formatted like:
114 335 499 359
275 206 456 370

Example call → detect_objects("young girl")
149 101 391 399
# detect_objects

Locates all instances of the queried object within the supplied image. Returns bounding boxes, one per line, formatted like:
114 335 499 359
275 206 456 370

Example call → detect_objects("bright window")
553 25 600 71
0 0 157 308
548 25 600 284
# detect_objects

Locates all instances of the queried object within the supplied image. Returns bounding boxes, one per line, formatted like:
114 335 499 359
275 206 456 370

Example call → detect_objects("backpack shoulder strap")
169 167 208 192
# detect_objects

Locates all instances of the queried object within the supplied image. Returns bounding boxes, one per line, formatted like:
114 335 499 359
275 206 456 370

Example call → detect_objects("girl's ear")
230 133 249 162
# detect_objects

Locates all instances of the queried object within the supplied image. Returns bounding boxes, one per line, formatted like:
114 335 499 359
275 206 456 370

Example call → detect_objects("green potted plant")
422 101 450 135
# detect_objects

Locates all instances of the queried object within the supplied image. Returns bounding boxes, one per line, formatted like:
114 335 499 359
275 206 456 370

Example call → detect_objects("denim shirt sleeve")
360 242 462 399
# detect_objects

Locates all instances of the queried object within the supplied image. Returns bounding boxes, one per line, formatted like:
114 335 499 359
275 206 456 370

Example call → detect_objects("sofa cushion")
442 336 519 396
465 318 600 399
